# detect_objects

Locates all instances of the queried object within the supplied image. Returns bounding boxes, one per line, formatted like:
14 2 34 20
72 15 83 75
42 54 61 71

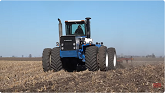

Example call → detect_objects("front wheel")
42 48 51 72
51 47 63 72
85 46 99 71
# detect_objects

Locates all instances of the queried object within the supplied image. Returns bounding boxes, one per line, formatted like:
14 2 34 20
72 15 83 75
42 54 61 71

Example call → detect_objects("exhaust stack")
58 18 62 43
85 17 91 38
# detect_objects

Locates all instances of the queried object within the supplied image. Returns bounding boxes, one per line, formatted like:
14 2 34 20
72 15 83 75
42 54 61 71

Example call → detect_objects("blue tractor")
42 17 118 72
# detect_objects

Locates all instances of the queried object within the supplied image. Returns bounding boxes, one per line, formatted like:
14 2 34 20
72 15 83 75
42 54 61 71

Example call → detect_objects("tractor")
42 17 118 72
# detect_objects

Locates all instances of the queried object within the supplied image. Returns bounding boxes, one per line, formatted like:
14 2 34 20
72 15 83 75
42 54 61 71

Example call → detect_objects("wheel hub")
106 53 108 67
113 54 117 67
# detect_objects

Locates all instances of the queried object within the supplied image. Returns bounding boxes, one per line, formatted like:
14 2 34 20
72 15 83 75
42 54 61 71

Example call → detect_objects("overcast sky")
0 1 164 57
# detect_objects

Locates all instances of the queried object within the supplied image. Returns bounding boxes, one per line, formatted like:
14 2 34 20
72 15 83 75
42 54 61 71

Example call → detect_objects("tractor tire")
51 47 63 72
42 48 51 72
97 46 108 71
107 47 117 70
85 46 99 71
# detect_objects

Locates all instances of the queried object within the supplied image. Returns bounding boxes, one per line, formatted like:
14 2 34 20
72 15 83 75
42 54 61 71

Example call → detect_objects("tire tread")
42 48 51 72
51 47 63 72
107 47 116 70
98 46 107 71
85 46 99 71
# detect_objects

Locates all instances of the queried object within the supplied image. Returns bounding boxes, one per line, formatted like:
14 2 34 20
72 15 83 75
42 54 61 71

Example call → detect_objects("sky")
0 1 164 57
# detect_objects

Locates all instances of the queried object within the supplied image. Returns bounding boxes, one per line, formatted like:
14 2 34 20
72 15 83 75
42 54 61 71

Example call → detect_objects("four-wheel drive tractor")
42 17 118 72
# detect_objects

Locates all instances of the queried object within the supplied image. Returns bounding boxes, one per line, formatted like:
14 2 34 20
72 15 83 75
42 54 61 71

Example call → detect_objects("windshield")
65 22 86 36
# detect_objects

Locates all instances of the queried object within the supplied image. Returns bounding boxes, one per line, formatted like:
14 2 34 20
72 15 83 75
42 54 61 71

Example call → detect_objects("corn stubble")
0 60 164 92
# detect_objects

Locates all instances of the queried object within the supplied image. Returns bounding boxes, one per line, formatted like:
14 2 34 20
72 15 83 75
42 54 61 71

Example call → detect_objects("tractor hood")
60 35 93 51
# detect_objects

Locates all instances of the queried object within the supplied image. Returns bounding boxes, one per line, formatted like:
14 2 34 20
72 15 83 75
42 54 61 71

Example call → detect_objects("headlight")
73 43 76 46
61 47 64 50
89 41 92 44
80 41 83 44
61 43 64 46
73 47 76 49
83 41 86 44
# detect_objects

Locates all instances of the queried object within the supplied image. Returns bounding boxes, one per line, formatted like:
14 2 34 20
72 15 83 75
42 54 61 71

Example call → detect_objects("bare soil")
0 58 164 92
0 57 41 61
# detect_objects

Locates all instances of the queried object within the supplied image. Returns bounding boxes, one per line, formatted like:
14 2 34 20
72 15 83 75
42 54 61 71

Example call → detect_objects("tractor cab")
57 18 92 52
65 20 86 36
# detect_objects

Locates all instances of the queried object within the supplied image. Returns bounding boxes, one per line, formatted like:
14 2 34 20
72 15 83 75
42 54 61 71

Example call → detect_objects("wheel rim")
113 53 117 67
106 53 108 67
50 55 51 68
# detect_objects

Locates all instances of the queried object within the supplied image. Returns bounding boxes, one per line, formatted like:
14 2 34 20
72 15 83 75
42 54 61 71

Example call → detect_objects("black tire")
85 46 99 71
51 47 63 72
42 48 51 72
97 46 107 71
107 47 117 70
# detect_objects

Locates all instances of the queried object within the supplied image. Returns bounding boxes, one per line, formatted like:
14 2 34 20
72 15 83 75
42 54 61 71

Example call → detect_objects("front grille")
60 35 76 51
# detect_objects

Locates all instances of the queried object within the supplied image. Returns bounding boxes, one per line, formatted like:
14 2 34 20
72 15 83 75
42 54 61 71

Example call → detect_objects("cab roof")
65 20 85 22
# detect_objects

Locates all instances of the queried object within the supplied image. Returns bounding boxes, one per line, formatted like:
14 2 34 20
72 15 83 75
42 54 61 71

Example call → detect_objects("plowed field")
0 58 164 92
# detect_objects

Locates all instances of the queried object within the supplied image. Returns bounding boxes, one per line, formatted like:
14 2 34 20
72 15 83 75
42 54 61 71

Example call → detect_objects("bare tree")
29 54 32 58
152 53 155 58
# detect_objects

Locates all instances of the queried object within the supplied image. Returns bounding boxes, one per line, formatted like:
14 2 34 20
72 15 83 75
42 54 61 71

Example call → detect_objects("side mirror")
56 42 60 46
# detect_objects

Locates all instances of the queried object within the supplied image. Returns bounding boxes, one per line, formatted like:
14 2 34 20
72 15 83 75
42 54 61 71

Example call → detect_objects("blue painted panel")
60 50 78 58
60 44 101 61
95 44 101 48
